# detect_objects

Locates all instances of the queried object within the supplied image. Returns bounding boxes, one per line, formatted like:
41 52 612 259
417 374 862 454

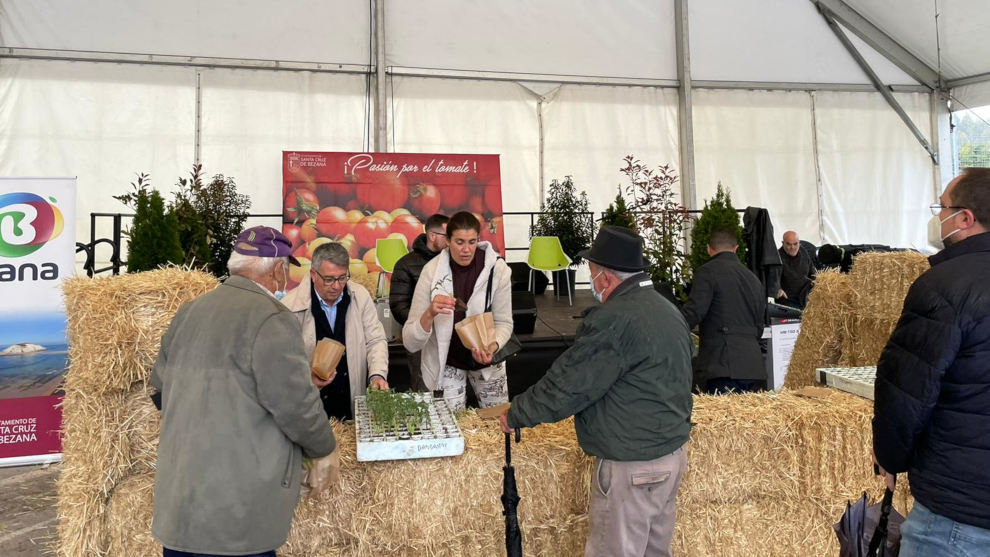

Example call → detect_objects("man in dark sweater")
682 227 767 394
389 213 448 390
873 168 990 555
776 230 816 308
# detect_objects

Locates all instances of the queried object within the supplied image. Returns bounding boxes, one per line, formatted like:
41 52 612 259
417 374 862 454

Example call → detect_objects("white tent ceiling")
845 0 990 82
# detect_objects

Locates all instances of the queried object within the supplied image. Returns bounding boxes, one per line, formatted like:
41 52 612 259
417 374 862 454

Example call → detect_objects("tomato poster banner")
0 177 76 466
281 152 504 290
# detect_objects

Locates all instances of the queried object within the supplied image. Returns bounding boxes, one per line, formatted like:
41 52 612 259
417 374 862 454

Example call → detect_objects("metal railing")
79 209 705 279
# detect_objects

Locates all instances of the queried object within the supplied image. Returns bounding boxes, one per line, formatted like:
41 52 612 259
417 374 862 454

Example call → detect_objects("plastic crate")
817 366 877 400
354 392 464 462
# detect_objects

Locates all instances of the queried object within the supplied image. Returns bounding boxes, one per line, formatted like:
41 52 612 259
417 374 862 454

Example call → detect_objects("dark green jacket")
507 273 693 461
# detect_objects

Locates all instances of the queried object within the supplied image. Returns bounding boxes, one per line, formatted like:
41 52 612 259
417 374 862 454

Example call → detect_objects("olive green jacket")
507 274 693 461
150 276 335 554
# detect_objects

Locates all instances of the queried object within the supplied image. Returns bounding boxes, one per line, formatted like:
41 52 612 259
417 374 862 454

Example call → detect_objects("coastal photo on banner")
281 152 504 292
0 178 76 466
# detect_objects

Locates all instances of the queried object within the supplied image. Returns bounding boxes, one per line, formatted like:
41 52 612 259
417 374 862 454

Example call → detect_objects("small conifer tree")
126 187 184 272
689 183 747 271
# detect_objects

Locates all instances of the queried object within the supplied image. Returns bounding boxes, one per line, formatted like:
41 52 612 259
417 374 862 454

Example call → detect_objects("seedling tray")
354 392 464 462
817 366 877 401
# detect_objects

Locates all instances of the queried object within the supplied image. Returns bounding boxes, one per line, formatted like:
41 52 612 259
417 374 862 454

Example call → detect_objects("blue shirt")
317 292 345 332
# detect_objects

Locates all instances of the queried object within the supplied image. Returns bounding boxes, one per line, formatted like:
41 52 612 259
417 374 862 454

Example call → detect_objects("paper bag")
454 312 498 352
301 448 340 499
455 314 486 351
312 338 345 381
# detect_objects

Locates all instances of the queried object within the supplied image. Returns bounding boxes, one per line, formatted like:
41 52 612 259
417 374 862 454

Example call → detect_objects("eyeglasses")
929 203 965 216
427 230 445 236
312 269 349 286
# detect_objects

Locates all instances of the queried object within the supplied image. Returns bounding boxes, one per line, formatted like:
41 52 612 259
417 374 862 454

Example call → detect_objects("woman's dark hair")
446 211 481 238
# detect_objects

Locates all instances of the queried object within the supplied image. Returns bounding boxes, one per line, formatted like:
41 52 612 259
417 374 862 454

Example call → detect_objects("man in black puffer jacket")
389 213 448 390
874 168 990 555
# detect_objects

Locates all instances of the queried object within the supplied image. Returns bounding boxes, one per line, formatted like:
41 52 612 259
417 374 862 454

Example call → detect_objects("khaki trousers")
585 445 688 557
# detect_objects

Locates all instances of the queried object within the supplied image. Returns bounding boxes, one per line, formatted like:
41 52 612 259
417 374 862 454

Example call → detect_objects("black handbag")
485 262 522 366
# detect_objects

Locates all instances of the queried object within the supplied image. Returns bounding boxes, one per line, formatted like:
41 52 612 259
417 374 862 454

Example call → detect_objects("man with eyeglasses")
389 213 449 391
282 242 389 420
873 167 990 555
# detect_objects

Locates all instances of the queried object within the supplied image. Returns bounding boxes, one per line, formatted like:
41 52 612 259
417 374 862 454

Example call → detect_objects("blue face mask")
274 265 288 301
590 270 605 303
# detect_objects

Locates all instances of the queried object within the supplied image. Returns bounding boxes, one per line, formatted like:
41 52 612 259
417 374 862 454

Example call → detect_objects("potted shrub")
618 156 692 303
689 182 746 273
600 189 637 231
530 176 593 296
115 174 184 272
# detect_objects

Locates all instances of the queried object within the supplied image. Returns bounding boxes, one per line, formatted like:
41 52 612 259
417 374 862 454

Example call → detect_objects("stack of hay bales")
58 269 218 556
59 268 911 556
785 251 930 389
783 270 853 389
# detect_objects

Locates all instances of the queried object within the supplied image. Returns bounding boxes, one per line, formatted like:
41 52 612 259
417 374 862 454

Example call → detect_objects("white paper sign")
770 320 802 391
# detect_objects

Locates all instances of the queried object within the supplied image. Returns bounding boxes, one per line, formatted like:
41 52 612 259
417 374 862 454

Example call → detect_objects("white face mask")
273 265 289 300
590 270 605 303
927 210 963 250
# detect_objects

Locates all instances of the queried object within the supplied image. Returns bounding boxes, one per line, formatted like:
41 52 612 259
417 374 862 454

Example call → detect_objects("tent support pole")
675 0 697 211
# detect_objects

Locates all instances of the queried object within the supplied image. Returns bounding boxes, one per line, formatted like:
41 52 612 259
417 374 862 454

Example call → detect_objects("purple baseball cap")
233 226 300 266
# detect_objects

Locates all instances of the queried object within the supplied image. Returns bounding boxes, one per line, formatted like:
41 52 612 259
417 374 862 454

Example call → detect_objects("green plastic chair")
375 237 409 298
527 236 573 305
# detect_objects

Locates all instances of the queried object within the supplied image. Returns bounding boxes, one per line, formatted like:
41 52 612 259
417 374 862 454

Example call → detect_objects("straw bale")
673 390 913 556
62 268 218 396
681 390 882 507
283 414 593 556
55 388 128 557
105 473 157 557
122 383 161 474
783 270 853 389
349 271 380 299
840 251 929 367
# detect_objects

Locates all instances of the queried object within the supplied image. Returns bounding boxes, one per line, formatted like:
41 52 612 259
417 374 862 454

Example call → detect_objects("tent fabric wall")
815 91 933 249
0 59 196 254
387 76 540 261
541 84 680 280
199 69 370 225
693 89 822 245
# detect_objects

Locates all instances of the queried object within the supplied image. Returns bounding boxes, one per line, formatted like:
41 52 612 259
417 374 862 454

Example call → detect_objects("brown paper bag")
454 312 498 352
312 338 345 381
301 447 340 499
455 314 486 351
479 312 496 349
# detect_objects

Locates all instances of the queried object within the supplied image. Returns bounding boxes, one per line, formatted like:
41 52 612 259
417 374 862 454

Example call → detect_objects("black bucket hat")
578 225 648 272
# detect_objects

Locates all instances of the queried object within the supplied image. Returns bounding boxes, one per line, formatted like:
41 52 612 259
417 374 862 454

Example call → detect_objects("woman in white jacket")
403 212 513 410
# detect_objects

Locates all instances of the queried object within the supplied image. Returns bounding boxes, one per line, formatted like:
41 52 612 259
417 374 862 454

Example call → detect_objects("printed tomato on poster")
282 152 505 274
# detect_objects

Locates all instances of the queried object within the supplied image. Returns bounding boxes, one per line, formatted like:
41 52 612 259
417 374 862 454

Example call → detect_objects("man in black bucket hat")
499 225 693 557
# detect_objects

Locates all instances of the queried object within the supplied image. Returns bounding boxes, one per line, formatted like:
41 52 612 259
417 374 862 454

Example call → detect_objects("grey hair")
312 242 350 270
227 252 284 277
608 268 639 282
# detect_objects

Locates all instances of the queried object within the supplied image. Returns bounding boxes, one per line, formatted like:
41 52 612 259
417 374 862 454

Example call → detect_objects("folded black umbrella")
502 428 523 557
834 486 905 557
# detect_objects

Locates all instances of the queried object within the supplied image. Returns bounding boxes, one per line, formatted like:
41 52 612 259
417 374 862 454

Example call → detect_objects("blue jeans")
900 502 990 557
164 549 275 557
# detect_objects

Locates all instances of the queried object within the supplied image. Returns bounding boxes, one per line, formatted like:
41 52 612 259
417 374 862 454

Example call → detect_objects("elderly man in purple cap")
150 226 335 557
